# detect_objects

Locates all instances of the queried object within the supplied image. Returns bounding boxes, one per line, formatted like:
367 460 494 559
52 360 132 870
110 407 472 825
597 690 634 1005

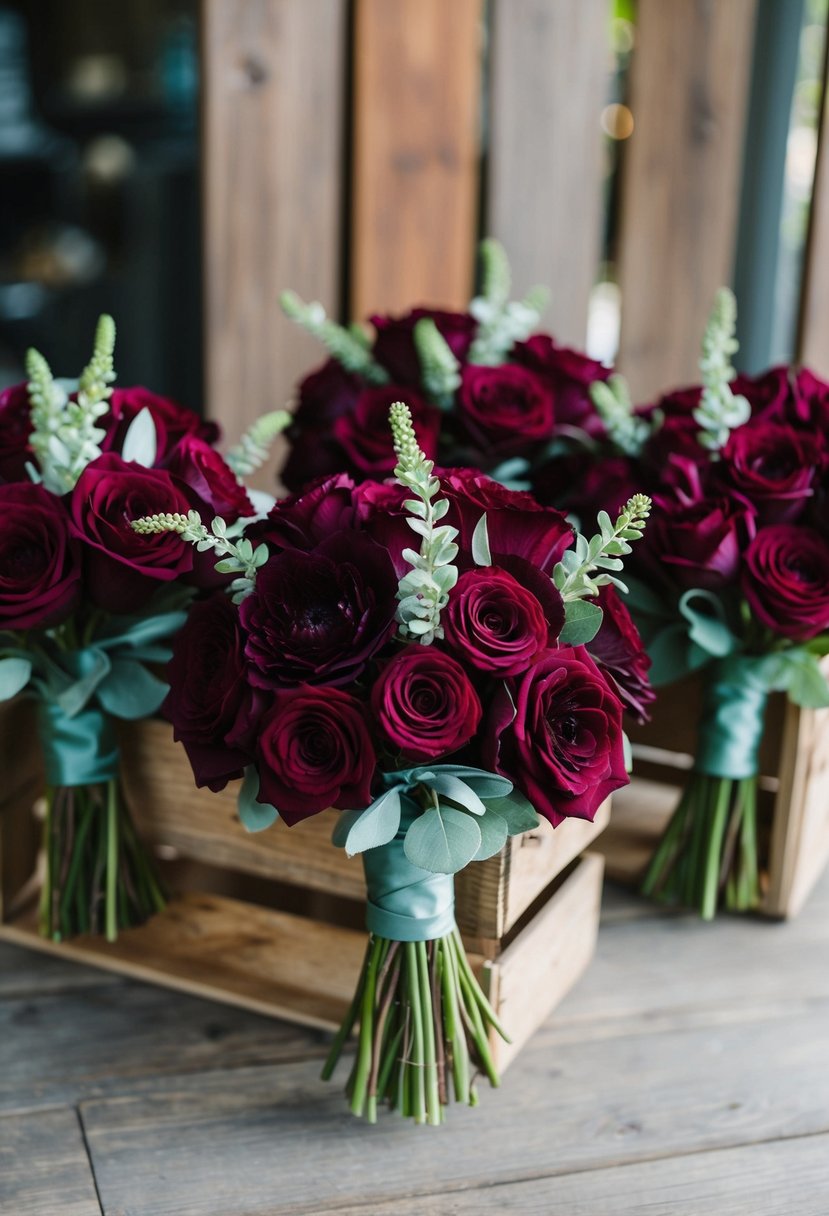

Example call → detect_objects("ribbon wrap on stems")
695 655 770 781
37 701 119 787
362 803 456 942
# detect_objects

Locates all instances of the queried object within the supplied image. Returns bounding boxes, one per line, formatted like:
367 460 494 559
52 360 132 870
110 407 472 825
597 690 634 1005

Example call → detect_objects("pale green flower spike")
694 287 750 453
589 374 653 458
390 401 459 645
27 314 116 493
468 238 549 365
553 494 652 601
131 510 268 604
414 317 461 408
225 409 292 478
280 290 389 384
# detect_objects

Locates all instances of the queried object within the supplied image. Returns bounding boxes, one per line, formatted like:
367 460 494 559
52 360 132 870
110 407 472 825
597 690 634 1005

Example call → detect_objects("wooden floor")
3 875 829 1216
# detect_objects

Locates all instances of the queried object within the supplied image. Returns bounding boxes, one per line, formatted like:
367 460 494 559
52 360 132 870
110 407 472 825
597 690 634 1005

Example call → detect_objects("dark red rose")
282 360 366 491
163 594 262 792
103 387 219 463
371 308 476 385
256 686 375 824
440 468 573 573
587 586 654 723
731 365 794 422
167 436 254 521
443 566 556 676
718 423 818 524
254 473 358 553
353 479 413 578
483 645 627 826
0 383 33 482
512 335 609 430
239 531 397 689
455 364 555 459
370 646 482 762
742 525 829 640
333 385 440 479
551 456 640 524
69 453 193 613
0 482 81 629
640 386 708 473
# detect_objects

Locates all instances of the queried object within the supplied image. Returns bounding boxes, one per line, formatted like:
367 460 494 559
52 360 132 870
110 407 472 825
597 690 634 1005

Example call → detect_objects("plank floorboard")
0 1107 101 1216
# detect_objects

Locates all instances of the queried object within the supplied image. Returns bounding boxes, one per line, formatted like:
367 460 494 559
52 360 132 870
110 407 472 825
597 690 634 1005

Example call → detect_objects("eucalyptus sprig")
413 317 461 408
224 408 292 478
694 287 750 453
390 401 458 645
131 510 267 603
589 374 654 458
280 290 389 384
468 239 549 365
554 494 652 602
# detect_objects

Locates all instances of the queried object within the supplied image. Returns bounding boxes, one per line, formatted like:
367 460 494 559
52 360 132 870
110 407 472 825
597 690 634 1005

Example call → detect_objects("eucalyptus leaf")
0 656 32 701
771 650 829 709
120 406 158 467
427 773 486 815
471 513 492 567
485 790 540 836
97 659 169 720
403 805 482 874
472 808 509 861
336 788 402 856
559 599 603 646
678 589 738 659
237 766 279 832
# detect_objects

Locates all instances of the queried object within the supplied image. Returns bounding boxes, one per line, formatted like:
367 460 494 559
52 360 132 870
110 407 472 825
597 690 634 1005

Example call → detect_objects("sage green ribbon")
695 656 770 780
37 701 119 787
362 805 456 942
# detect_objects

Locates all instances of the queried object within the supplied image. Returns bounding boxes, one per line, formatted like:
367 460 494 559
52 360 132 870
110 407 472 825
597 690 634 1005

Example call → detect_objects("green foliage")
468 239 549 365
280 290 389 384
553 495 651 602
589 374 652 457
225 409 292 477
413 318 461 408
694 287 751 452
131 510 268 603
559 599 604 646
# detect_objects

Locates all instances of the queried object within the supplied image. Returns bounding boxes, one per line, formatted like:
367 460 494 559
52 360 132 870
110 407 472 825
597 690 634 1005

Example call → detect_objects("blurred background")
0 0 827 443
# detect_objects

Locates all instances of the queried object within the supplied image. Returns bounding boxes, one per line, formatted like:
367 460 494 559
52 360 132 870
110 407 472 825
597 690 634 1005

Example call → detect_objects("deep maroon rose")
371 308 476 385
333 386 440 479
443 566 557 676
483 646 627 826
353 479 413 577
257 687 375 824
0 383 33 482
167 436 254 520
718 423 818 524
455 364 555 459
163 594 262 792
240 531 397 688
371 646 482 762
553 456 640 524
70 453 193 613
513 335 610 430
732 365 794 422
441 468 573 573
742 525 829 640
282 360 366 491
640 386 708 473
103 387 218 462
254 473 358 553
0 482 81 629
587 586 654 723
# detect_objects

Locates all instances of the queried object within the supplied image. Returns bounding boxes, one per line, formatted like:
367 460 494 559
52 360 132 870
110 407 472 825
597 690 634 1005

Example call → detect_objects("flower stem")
105 779 118 943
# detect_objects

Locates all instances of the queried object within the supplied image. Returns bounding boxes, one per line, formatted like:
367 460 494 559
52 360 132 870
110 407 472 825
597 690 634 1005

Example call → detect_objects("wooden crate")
596 672 829 918
0 711 607 1070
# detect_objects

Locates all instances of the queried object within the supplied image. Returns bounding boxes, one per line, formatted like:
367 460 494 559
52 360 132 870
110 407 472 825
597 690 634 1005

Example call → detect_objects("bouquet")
576 291 829 917
0 317 287 941
136 401 651 1122
278 239 609 502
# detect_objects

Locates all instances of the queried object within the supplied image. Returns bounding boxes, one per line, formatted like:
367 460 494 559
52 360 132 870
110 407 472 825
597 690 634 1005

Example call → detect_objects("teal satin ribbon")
362 805 456 942
37 701 119 787
695 656 769 780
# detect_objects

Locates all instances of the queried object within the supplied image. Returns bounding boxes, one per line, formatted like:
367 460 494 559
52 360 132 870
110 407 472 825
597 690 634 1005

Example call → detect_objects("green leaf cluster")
553 494 651 605
280 290 389 384
694 287 751 452
468 239 549 365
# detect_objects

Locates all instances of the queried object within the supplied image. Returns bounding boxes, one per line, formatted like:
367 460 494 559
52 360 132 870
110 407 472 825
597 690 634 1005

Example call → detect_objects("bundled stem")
38 780 165 942
324 931 508 1124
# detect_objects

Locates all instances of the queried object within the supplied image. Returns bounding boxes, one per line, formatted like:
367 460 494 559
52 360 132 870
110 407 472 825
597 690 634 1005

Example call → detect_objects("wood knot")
240 54 269 88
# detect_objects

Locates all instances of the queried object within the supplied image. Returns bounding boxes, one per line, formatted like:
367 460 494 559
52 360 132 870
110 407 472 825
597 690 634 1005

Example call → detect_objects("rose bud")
371 646 482 762
103 386 218 463
0 482 81 629
719 423 818 524
442 566 556 676
333 385 441 480
641 490 756 591
742 524 829 640
483 646 627 826
371 308 476 385
70 453 193 613
167 435 254 521
0 383 34 483
455 364 555 460
586 586 654 723
256 687 375 823
254 472 358 553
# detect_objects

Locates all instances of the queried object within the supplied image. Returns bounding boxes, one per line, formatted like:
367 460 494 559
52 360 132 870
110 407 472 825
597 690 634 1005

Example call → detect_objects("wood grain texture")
350 0 483 318
0 1108 100 1216
799 49 829 376
487 0 607 346
616 0 757 401
202 0 346 471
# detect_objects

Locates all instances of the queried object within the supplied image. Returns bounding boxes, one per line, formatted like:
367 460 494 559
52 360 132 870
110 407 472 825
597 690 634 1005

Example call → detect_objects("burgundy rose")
640 386 708 473
731 365 793 421
0 383 33 482
163 594 262 792
240 531 397 688
443 566 558 676
103 387 218 462
742 525 829 640
719 423 818 524
167 436 254 521
255 473 358 553
353 479 414 578
587 586 654 723
455 364 555 459
70 453 193 613
372 308 476 385
371 646 482 762
333 385 440 479
483 646 627 826
0 482 81 629
282 360 366 491
547 455 640 524
257 687 375 824
513 335 610 430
